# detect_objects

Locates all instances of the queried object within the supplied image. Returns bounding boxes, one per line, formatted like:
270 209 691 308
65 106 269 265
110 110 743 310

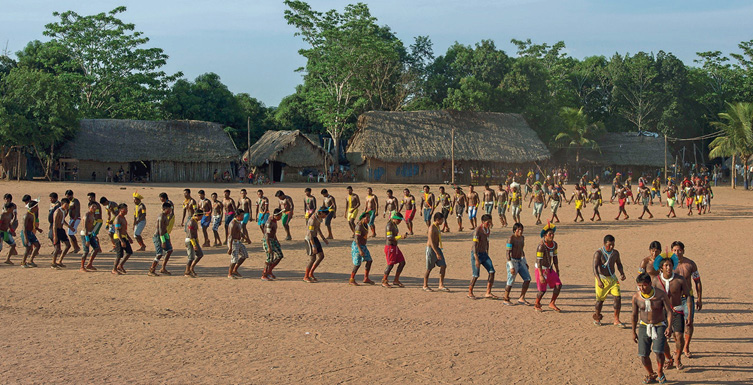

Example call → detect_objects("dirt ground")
0 180 750 384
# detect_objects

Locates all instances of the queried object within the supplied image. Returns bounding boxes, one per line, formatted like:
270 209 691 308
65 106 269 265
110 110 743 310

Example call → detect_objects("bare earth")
0 180 750 384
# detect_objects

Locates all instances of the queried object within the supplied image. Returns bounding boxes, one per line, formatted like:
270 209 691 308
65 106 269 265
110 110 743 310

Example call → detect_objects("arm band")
190 238 198 248
160 234 169 243
506 243 513 250
395 235 402 240
536 252 544 257
84 235 90 243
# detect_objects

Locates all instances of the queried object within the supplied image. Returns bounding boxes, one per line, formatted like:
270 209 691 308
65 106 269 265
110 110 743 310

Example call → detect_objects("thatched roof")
555 132 668 167
242 130 332 168
60 119 239 163
346 111 550 165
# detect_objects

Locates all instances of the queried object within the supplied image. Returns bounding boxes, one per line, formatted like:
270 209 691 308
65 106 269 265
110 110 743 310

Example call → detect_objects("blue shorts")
506 258 531 286
224 214 234 226
351 241 372 266
257 212 269 226
153 234 173 259
324 211 334 226
471 251 495 278
21 230 38 247
81 234 100 256
423 208 432 222
368 211 376 227
134 220 146 237
242 213 250 225
468 206 477 220
200 215 211 228
212 216 221 232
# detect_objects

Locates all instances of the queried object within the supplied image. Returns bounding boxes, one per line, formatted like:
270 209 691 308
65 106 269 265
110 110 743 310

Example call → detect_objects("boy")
132 192 147 251
52 198 71 268
149 203 174 276
503 223 531 306
0 203 19 264
399 189 416 236
20 200 42 268
631 272 673 385
262 209 284 281
112 203 133 275
228 210 248 278
593 235 627 326
304 208 329 282
80 202 101 271
350 212 374 285
345 186 361 236
64 190 82 254
275 190 294 240
211 192 223 246
383 212 408 288
423 212 448 292
198 190 213 247
256 189 270 235
535 222 562 312
468 214 496 299
321 189 337 239
184 209 204 277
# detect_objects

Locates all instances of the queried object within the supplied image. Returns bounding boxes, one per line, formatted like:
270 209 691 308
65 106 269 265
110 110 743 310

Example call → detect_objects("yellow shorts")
595 276 621 301
347 209 359 220
575 200 583 210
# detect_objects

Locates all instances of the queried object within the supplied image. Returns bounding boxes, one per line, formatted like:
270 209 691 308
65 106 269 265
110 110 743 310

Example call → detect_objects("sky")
2 0 752 107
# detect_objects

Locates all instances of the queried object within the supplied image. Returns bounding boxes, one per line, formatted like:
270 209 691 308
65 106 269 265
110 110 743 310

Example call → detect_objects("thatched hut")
346 111 550 184
59 119 239 182
242 130 332 182
554 132 670 176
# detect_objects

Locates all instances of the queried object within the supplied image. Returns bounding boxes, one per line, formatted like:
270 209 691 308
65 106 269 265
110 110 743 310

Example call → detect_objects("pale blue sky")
2 0 752 106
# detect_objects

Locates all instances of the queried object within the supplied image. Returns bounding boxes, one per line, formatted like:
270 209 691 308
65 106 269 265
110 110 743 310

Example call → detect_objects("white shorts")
134 220 146 237
67 219 81 236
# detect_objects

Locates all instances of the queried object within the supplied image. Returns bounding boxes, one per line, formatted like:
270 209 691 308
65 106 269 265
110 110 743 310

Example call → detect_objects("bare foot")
381 281 392 288
393 280 404 288
79 267 88 272
548 303 561 312
363 279 375 285
349 278 359 286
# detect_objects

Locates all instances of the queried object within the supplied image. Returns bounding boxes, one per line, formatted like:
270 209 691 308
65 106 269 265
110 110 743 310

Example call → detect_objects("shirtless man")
452 187 467 231
51 198 71 269
503 223 531 305
3 194 18 237
611 172 622 202
663 181 678 218
639 241 662 277
180 189 197 229
0 204 18 264
589 182 603 221
222 190 236 245
468 214 496 299
508 185 522 224
436 187 452 232
651 176 662 206
364 187 379 237
482 183 496 221
238 189 253 244
423 212 448 292
227 210 248 278
636 184 654 219
255 189 270 236
631 272 673 385
87 192 104 239
383 189 398 219
466 185 480 229
344 186 361 236
546 185 564 223
398 188 416 236
593 234 627 326
496 184 509 227
568 184 587 222
112 203 133 275
47 193 61 253
100 196 119 251
321 189 336 239
383 212 408 288
197 190 212 247
653 258 692 371
671 241 702 359
614 184 630 220
132 192 147 251
20 200 42 268
684 185 695 216
303 188 317 220
158 192 175 236
184 210 204 278
63 190 82 254
149 203 174 276
262 209 284 281
304 208 329 283
80 202 101 271
535 223 562 312
276 190 294 240
210 193 223 246
528 182 545 225
419 186 435 228
350 212 374 286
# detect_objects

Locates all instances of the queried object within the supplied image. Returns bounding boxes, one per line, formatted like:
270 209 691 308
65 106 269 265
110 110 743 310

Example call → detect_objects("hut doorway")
130 161 151 182
270 161 284 182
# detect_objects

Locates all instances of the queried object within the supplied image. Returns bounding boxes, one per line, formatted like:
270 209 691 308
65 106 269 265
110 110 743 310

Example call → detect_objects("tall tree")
554 107 603 172
709 102 753 188
612 52 661 133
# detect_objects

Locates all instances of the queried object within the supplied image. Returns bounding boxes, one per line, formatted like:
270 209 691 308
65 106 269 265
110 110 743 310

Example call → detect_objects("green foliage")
709 102 753 160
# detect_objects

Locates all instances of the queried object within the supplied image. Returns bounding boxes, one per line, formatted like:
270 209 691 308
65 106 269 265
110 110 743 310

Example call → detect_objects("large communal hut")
242 130 332 182
346 111 551 184
60 119 239 182
554 132 670 176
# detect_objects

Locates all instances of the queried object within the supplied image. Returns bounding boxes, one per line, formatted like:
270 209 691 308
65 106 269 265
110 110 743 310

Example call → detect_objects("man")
528 182 545 225
210 192 223 246
423 212 448 292
546 185 564 224
238 189 253 244
221 190 236 245
149 203 174 276
180 189 197 229
64 190 82 254
496 183 509 227
653 258 691 371
437 186 452 233
303 188 317 220
398 188 415 236
671 241 702 359
420 185 435 228
610 172 622 202
452 187 467 232
383 189 398 219
535 222 562 312
197 190 212 247
132 192 147 251
112 203 133 275
80 202 101 271
0 204 18 264
663 181 678 218
262 208 284 281
87 192 103 238
503 223 531 306
614 184 630 220
343 186 361 236
482 183 496 222
184 209 204 278
639 241 663 277
100 196 119 251
4 194 18 237
255 190 270 237
589 182 603 221
158 192 175 235
321 189 337 239
350 212 374 286
509 185 522 224
228 210 248 278
363 187 379 237
468 214 496 299
631 272 673 385
52 198 71 269
651 176 662 206
593 234 627 326
383 212 408 288
568 184 587 222
635 184 654 220
275 190 294 240
20 200 42 268
467 185 480 229
304 208 329 283
48 192 62 252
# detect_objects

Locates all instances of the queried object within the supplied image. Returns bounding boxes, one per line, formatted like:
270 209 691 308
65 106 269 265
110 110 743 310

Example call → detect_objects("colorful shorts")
506 258 531 286
423 208 433 222
263 237 283 264
351 241 372 266
535 268 562 292
257 212 269 226
405 209 415 221
21 230 38 247
468 206 477 219
200 215 211 228
153 234 173 259
231 240 248 264
212 216 222 232
242 213 250 225
134 220 146 237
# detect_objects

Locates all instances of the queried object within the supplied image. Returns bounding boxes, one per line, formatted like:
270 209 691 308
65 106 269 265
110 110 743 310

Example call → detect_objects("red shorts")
384 245 405 265
535 268 562 292
618 198 626 207
686 198 693 206
405 209 416 221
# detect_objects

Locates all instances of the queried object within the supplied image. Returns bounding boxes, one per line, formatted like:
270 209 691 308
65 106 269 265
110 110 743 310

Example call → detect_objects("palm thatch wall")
554 132 669 169
242 130 332 168
60 119 239 182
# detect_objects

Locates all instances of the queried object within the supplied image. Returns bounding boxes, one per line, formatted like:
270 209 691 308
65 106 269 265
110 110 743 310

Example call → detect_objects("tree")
554 107 604 173
709 102 753 189
43 6 181 119
612 52 661 133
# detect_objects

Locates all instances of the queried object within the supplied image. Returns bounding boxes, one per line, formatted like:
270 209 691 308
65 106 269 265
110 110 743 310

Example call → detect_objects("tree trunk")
331 133 341 171
575 148 580 180
732 154 736 189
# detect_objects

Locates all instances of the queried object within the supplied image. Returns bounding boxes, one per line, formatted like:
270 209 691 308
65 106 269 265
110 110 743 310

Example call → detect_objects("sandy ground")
0 180 750 384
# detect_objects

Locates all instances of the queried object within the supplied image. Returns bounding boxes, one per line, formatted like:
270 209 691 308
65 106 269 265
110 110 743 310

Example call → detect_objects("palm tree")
709 102 753 189
555 107 604 174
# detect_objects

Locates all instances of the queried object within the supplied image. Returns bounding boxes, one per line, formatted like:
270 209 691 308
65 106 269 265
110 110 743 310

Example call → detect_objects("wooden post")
16 149 21 181
247 117 251 162
664 134 668 182
732 154 736 189
451 128 455 186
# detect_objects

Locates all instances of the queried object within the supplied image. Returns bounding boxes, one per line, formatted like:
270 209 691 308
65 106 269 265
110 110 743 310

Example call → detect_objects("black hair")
439 186 445 191
604 234 615 244
649 241 662 250
49 192 58 199
223 190 230 194
99 197 108 204
257 190 264 194
3 193 11 200
433 212 444 221
117 203 128 210
481 214 492 222
198 190 205 195
320 189 328 195
659 258 674 270
211 192 218 197
159 192 168 199
184 189 191 193
304 188 311 193
386 189 392 194
241 188 247 193
671 241 685 251
275 190 284 197
162 203 172 210
65 189 73 196
346 186 352 190
87 192 96 198
636 272 652 284
4 202 13 209
22 195 30 203
235 209 245 216
423 185 429 189
512 222 524 232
